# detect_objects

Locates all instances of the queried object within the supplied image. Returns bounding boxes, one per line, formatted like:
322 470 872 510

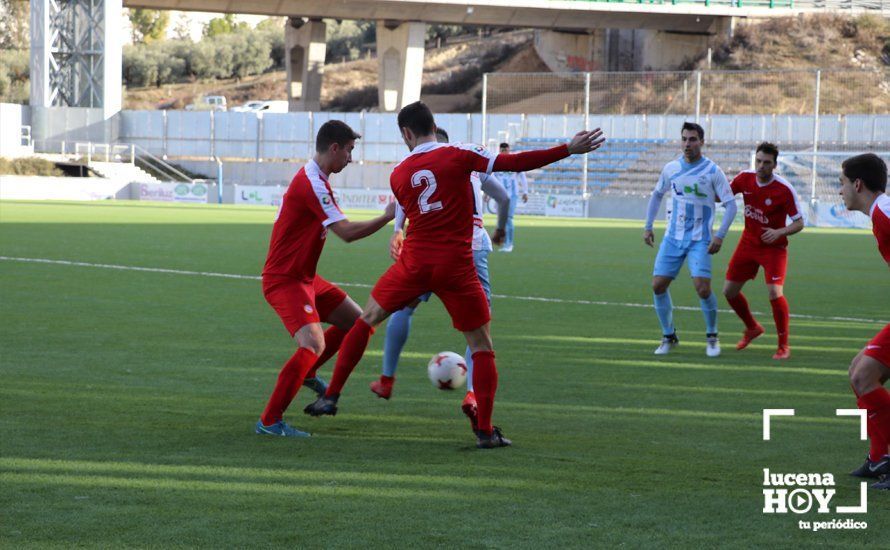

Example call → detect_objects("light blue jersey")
655 156 733 244
497 171 528 199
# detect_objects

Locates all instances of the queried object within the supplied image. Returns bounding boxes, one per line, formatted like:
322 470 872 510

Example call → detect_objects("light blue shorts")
653 237 712 279
416 249 492 305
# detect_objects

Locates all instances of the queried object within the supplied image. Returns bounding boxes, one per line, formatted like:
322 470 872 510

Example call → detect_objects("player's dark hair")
842 153 888 193
397 101 435 137
435 127 449 143
681 122 705 141
315 120 361 153
756 142 779 163
499 142 509 149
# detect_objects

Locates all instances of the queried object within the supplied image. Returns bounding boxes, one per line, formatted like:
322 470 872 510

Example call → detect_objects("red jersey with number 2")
871 193 890 265
390 141 496 261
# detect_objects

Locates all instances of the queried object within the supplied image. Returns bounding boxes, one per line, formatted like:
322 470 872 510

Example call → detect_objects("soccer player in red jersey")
304 101 604 448
255 120 395 438
723 143 804 360
838 153 890 490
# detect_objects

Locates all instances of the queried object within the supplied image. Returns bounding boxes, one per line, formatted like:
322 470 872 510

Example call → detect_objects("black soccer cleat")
476 426 512 449
303 395 338 417
872 475 890 490
302 376 328 398
850 455 890 479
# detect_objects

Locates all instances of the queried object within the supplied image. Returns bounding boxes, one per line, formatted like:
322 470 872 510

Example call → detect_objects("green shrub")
0 157 64 176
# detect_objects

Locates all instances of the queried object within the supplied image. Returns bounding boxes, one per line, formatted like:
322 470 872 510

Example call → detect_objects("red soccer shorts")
864 324 890 368
371 253 491 332
263 274 348 336
726 243 789 285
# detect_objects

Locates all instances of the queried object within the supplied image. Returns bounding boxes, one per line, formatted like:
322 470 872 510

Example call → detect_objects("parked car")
185 95 227 112
231 100 288 113
230 101 265 112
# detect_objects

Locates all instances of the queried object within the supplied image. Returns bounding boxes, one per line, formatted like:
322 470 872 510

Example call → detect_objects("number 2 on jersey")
411 170 443 214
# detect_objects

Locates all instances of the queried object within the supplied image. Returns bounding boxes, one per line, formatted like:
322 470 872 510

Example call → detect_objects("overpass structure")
27 0 888 146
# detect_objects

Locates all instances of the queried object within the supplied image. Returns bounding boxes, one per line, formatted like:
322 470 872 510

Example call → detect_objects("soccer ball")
427 352 467 390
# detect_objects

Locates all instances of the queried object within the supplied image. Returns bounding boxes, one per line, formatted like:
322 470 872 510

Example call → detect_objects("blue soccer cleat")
254 419 310 438
302 376 328 398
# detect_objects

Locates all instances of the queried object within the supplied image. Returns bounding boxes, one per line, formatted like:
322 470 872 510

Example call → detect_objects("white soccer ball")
427 352 467 390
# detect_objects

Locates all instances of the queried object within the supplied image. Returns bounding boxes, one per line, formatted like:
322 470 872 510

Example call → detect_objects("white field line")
1 256 887 325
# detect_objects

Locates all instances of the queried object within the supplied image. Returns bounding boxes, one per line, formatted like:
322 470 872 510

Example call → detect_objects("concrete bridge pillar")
376 20 426 112
286 17 326 112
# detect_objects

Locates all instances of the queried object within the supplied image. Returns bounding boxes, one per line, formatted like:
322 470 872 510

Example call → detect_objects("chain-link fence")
483 69 890 224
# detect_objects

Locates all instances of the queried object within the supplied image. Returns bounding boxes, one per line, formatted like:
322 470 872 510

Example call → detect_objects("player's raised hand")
567 129 605 155
707 236 723 254
643 229 655 247
389 230 404 261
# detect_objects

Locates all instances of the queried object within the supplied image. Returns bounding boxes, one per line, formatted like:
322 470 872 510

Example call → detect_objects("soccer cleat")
370 376 394 400
851 455 890 479
255 419 310 438
302 376 328 398
872 475 890 490
736 324 765 350
500 245 514 253
705 334 721 357
772 346 791 360
476 426 511 449
654 333 679 355
461 391 478 432
303 395 338 417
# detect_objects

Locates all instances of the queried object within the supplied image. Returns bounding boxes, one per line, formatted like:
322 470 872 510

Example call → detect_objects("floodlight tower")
30 0 122 120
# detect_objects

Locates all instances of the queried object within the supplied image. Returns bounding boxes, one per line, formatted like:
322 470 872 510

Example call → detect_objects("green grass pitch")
1 200 887 547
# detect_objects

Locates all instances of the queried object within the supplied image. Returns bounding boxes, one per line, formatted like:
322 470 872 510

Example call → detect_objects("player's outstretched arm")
708 199 738 254
481 173 510 245
329 202 396 243
643 189 665 247
492 129 605 173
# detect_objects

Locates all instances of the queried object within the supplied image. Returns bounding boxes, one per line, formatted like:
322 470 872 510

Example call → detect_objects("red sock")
260 347 318 426
727 293 758 330
471 351 498 435
306 325 347 379
325 319 374 397
770 296 790 347
858 387 890 460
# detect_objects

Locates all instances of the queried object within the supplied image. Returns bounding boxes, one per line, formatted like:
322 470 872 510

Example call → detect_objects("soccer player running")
495 142 528 252
369 127 512 432
723 142 804 360
839 153 890 490
256 120 395 438
305 101 604 448
643 122 737 357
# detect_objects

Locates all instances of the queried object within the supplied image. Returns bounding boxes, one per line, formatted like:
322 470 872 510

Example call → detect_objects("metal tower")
31 0 121 115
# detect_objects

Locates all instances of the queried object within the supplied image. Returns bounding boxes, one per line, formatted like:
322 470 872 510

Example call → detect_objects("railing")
74 142 135 164
131 144 197 183
71 141 196 183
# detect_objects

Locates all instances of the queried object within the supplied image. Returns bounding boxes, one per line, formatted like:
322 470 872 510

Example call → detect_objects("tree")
0 0 29 50
226 33 272 80
129 9 169 44
203 14 248 38
172 14 193 42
